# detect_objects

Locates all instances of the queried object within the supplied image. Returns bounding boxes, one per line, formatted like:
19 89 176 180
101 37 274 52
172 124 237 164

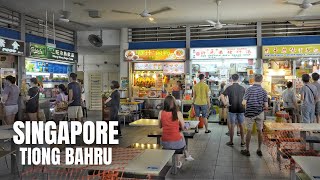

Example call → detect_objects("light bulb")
301 61 305 65
135 74 139 79
152 73 156 79
309 61 313 66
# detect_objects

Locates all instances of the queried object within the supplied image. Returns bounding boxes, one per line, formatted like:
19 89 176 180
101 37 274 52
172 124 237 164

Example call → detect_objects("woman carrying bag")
25 78 40 121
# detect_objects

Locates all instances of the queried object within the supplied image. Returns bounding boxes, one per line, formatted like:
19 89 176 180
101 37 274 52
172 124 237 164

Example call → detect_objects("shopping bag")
190 105 196 118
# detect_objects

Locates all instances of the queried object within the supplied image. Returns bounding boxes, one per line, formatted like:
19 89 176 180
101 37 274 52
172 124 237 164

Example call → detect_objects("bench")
306 136 320 150
147 131 196 149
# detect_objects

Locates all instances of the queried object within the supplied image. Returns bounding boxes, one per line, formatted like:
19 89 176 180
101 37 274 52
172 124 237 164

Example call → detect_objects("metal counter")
135 98 164 119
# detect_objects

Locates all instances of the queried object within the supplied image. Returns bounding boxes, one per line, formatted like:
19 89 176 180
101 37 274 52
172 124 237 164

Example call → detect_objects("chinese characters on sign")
190 47 257 59
0 37 24 55
124 48 186 61
29 43 78 62
262 45 320 58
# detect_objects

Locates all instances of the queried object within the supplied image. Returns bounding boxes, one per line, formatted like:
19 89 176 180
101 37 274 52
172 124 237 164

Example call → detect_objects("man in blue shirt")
241 74 268 157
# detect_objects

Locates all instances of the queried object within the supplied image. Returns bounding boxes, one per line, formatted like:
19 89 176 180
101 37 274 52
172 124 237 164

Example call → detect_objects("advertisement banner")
262 44 320 58
190 46 257 59
29 43 78 62
0 37 24 55
124 48 186 61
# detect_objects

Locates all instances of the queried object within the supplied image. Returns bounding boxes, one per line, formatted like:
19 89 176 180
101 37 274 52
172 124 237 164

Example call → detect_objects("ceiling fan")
111 0 172 23
58 0 90 27
202 0 247 31
283 0 320 16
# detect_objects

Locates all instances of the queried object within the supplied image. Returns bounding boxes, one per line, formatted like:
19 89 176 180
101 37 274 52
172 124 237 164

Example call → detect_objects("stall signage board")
0 37 24 55
125 48 186 61
163 62 184 74
190 46 257 59
29 43 78 62
262 44 320 58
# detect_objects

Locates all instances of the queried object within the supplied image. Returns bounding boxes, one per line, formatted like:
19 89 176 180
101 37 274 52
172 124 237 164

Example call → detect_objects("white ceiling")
1 0 320 30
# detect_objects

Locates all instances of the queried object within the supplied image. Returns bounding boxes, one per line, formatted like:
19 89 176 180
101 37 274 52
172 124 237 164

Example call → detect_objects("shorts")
194 105 208 117
301 105 315 123
245 112 264 131
161 137 186 150
315 102 320 116
68 106 83 120
228 112 245 125
4 105 18 116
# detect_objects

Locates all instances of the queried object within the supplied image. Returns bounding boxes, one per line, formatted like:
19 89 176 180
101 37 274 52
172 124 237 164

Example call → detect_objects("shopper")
193 74 211 133
68 73 83 122
220 74 246 147
311 73 320 124
25 78 39 121
300 74 318 123
241 74 268 157
1 75 19 125
282 81 298 123
159 95 194 168
105 81 121 136
53 84 68 124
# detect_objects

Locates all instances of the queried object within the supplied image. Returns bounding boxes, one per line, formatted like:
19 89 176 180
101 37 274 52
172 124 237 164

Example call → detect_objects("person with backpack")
300 74 318 123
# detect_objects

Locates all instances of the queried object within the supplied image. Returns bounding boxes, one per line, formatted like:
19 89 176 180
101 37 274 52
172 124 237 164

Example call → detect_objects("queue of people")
0 73 86 125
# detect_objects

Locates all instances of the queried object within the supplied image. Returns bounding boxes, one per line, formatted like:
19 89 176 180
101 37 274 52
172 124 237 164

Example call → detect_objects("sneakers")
205 130 211 133
240 149 250 156
185 155 194 161
177 161 183 168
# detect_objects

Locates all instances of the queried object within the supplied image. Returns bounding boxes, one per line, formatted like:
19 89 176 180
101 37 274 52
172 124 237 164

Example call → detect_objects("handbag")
55 94 68 112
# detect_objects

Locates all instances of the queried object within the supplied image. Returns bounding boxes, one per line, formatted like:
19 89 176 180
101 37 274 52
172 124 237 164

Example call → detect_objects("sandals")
256 150 263 157
240 149 250 156
241 142 246 147
205 130 211 133
226 142 234 146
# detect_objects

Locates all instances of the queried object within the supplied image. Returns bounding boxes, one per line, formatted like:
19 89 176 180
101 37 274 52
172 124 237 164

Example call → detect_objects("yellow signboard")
124 49 186 61
262 44 320 58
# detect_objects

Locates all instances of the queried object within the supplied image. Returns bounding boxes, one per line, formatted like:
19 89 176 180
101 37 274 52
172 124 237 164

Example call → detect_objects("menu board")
262 44 320 58
26 60 71 74
134 63 163 70
29 43 78 62
163 63 184 74
190 47 257 59
125 48 186 61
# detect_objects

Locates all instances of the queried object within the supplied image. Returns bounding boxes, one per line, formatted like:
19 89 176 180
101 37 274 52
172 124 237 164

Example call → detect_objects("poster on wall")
120 77 129 89
163 63 184 74
262 44 320 58
190 46 257 59
125 48 186 61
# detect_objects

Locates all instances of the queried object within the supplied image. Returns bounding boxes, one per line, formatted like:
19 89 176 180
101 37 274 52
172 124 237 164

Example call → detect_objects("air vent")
89 10 101 18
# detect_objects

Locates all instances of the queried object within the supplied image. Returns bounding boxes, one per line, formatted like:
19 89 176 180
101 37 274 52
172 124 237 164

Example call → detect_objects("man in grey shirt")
282 81 298 123
312 73 320 123
300 74 318 123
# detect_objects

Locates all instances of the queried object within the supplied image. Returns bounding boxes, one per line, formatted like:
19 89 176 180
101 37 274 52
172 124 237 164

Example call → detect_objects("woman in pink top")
159 96 194 168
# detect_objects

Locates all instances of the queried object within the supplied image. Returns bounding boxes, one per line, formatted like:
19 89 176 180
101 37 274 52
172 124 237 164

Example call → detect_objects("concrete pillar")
120 28 129 86
18 13 26 121
256 21 262 74
185 25 191 74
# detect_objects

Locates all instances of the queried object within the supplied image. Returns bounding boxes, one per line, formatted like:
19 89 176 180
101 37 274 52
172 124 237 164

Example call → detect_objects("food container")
119 89 128 98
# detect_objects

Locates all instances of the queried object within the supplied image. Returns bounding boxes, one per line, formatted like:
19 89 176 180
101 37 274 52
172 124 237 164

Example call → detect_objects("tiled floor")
1 110 317 179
